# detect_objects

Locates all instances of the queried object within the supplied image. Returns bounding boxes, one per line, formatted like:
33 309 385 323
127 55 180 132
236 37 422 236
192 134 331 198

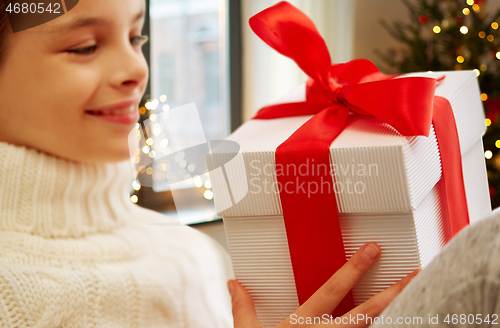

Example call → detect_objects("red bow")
250 1 469 317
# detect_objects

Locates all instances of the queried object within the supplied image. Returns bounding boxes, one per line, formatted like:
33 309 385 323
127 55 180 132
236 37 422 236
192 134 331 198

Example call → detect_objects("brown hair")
0 1 12 66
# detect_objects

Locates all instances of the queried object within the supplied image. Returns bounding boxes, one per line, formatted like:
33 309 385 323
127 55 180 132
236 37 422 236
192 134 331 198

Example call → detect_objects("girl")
0 0 417 326
0 0 234 326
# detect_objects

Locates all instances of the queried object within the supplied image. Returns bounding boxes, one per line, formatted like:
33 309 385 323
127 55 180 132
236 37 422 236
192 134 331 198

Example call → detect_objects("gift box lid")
210 70 486 217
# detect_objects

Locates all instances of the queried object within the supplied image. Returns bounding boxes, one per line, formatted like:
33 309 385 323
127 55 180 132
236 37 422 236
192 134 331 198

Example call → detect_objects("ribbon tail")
432 96 470 240
275 105 354 317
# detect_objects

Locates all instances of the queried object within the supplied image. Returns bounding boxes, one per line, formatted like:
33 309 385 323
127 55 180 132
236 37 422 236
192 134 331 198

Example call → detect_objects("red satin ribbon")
249 1 470 317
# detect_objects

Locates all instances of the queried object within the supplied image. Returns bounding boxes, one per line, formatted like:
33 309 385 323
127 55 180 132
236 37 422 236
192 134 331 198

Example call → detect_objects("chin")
84 148 133 164
57 144 133 164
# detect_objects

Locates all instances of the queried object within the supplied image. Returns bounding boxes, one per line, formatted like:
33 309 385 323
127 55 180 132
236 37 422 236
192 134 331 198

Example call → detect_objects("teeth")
87 105 135 115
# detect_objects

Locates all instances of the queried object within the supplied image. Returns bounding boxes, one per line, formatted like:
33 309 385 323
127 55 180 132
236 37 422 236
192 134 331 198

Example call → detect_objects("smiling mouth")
85 104 137 116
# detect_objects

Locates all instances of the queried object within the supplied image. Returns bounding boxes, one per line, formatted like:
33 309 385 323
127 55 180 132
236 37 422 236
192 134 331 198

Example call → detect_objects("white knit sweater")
0 141 234 327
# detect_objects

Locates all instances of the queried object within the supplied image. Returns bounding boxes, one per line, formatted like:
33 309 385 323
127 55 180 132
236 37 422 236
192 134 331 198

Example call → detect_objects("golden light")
496 51 500 59
142 145 150 154
492 22 499 30
139 107 146 115
480 64 488 71
463 8 470 15
481 93 488 101
496 140 500 148
146 138 154 146
132 180 141 191
456 55 465 63
479 31 486 38
150 114 157 121
148 151 156 159
466 0 473 5
145 102 152 110
160 139 169 147
472 4 480 11
130 195 138 203
204 190 214 200
204 180 212 189
146 167 153 175
162 105 170 112
433 25 441 34
460 26 469 34
159 95 167 102
488 35 495 42
485 150 493 159
473 69 480 76
486 118 492 126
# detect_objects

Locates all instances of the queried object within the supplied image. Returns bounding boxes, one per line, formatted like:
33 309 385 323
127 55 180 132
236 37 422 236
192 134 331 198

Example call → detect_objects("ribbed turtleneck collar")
0 141 139 238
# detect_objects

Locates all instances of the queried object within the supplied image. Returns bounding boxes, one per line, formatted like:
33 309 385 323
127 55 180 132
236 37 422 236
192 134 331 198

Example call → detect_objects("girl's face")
0 0 148 163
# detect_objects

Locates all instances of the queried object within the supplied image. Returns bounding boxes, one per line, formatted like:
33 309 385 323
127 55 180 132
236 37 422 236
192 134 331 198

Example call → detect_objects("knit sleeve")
369 212 500 328
0 264 77 327
0 261 146 328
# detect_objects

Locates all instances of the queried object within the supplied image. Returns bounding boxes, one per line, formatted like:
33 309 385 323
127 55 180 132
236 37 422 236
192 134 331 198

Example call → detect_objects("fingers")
228 279 264 328
294 242 381 318
341 269 421 328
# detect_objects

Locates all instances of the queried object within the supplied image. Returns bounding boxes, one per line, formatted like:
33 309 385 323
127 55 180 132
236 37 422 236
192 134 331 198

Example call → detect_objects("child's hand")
227 242 420 327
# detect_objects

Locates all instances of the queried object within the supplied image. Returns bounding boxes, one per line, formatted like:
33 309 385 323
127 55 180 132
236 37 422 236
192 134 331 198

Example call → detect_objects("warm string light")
457 55 465 63
466 0 473 5
479 31 486 38
433 25 441 33
204 190 214 200
460 26 468 34
486 118 492 126
496 51 500 60
463 8 470 15
492 22 499 30
485 150 493 159
481 93 488 101
496 140 500 148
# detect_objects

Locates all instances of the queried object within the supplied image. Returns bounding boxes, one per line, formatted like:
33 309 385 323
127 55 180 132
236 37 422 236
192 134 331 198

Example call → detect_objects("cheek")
36 60 101 124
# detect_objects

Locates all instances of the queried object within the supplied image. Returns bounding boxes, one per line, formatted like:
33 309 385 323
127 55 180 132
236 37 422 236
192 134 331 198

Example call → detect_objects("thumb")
227 280 263 328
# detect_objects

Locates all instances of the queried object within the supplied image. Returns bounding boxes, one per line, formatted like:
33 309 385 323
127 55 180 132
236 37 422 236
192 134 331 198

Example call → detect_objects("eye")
67 45 98 55
131 35 149 46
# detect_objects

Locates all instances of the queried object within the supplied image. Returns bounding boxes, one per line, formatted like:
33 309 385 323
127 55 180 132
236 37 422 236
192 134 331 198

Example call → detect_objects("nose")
108 39 149 93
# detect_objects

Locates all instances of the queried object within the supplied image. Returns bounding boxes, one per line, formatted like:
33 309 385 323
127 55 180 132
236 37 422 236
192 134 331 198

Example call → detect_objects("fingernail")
362 244 380 260
227 280 235 297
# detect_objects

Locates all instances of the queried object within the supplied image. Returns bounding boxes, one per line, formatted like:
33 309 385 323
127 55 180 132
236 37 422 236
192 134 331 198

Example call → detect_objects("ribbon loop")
249 1 332 88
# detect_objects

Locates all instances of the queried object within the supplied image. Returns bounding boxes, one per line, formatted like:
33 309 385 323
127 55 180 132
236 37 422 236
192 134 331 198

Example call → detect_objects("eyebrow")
55 8 145 31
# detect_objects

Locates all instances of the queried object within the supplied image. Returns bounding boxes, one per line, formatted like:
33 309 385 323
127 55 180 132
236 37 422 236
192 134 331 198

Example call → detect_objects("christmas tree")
377 0 500 209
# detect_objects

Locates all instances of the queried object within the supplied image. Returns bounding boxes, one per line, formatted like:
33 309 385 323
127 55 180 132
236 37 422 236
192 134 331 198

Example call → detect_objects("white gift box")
209 70 491 327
